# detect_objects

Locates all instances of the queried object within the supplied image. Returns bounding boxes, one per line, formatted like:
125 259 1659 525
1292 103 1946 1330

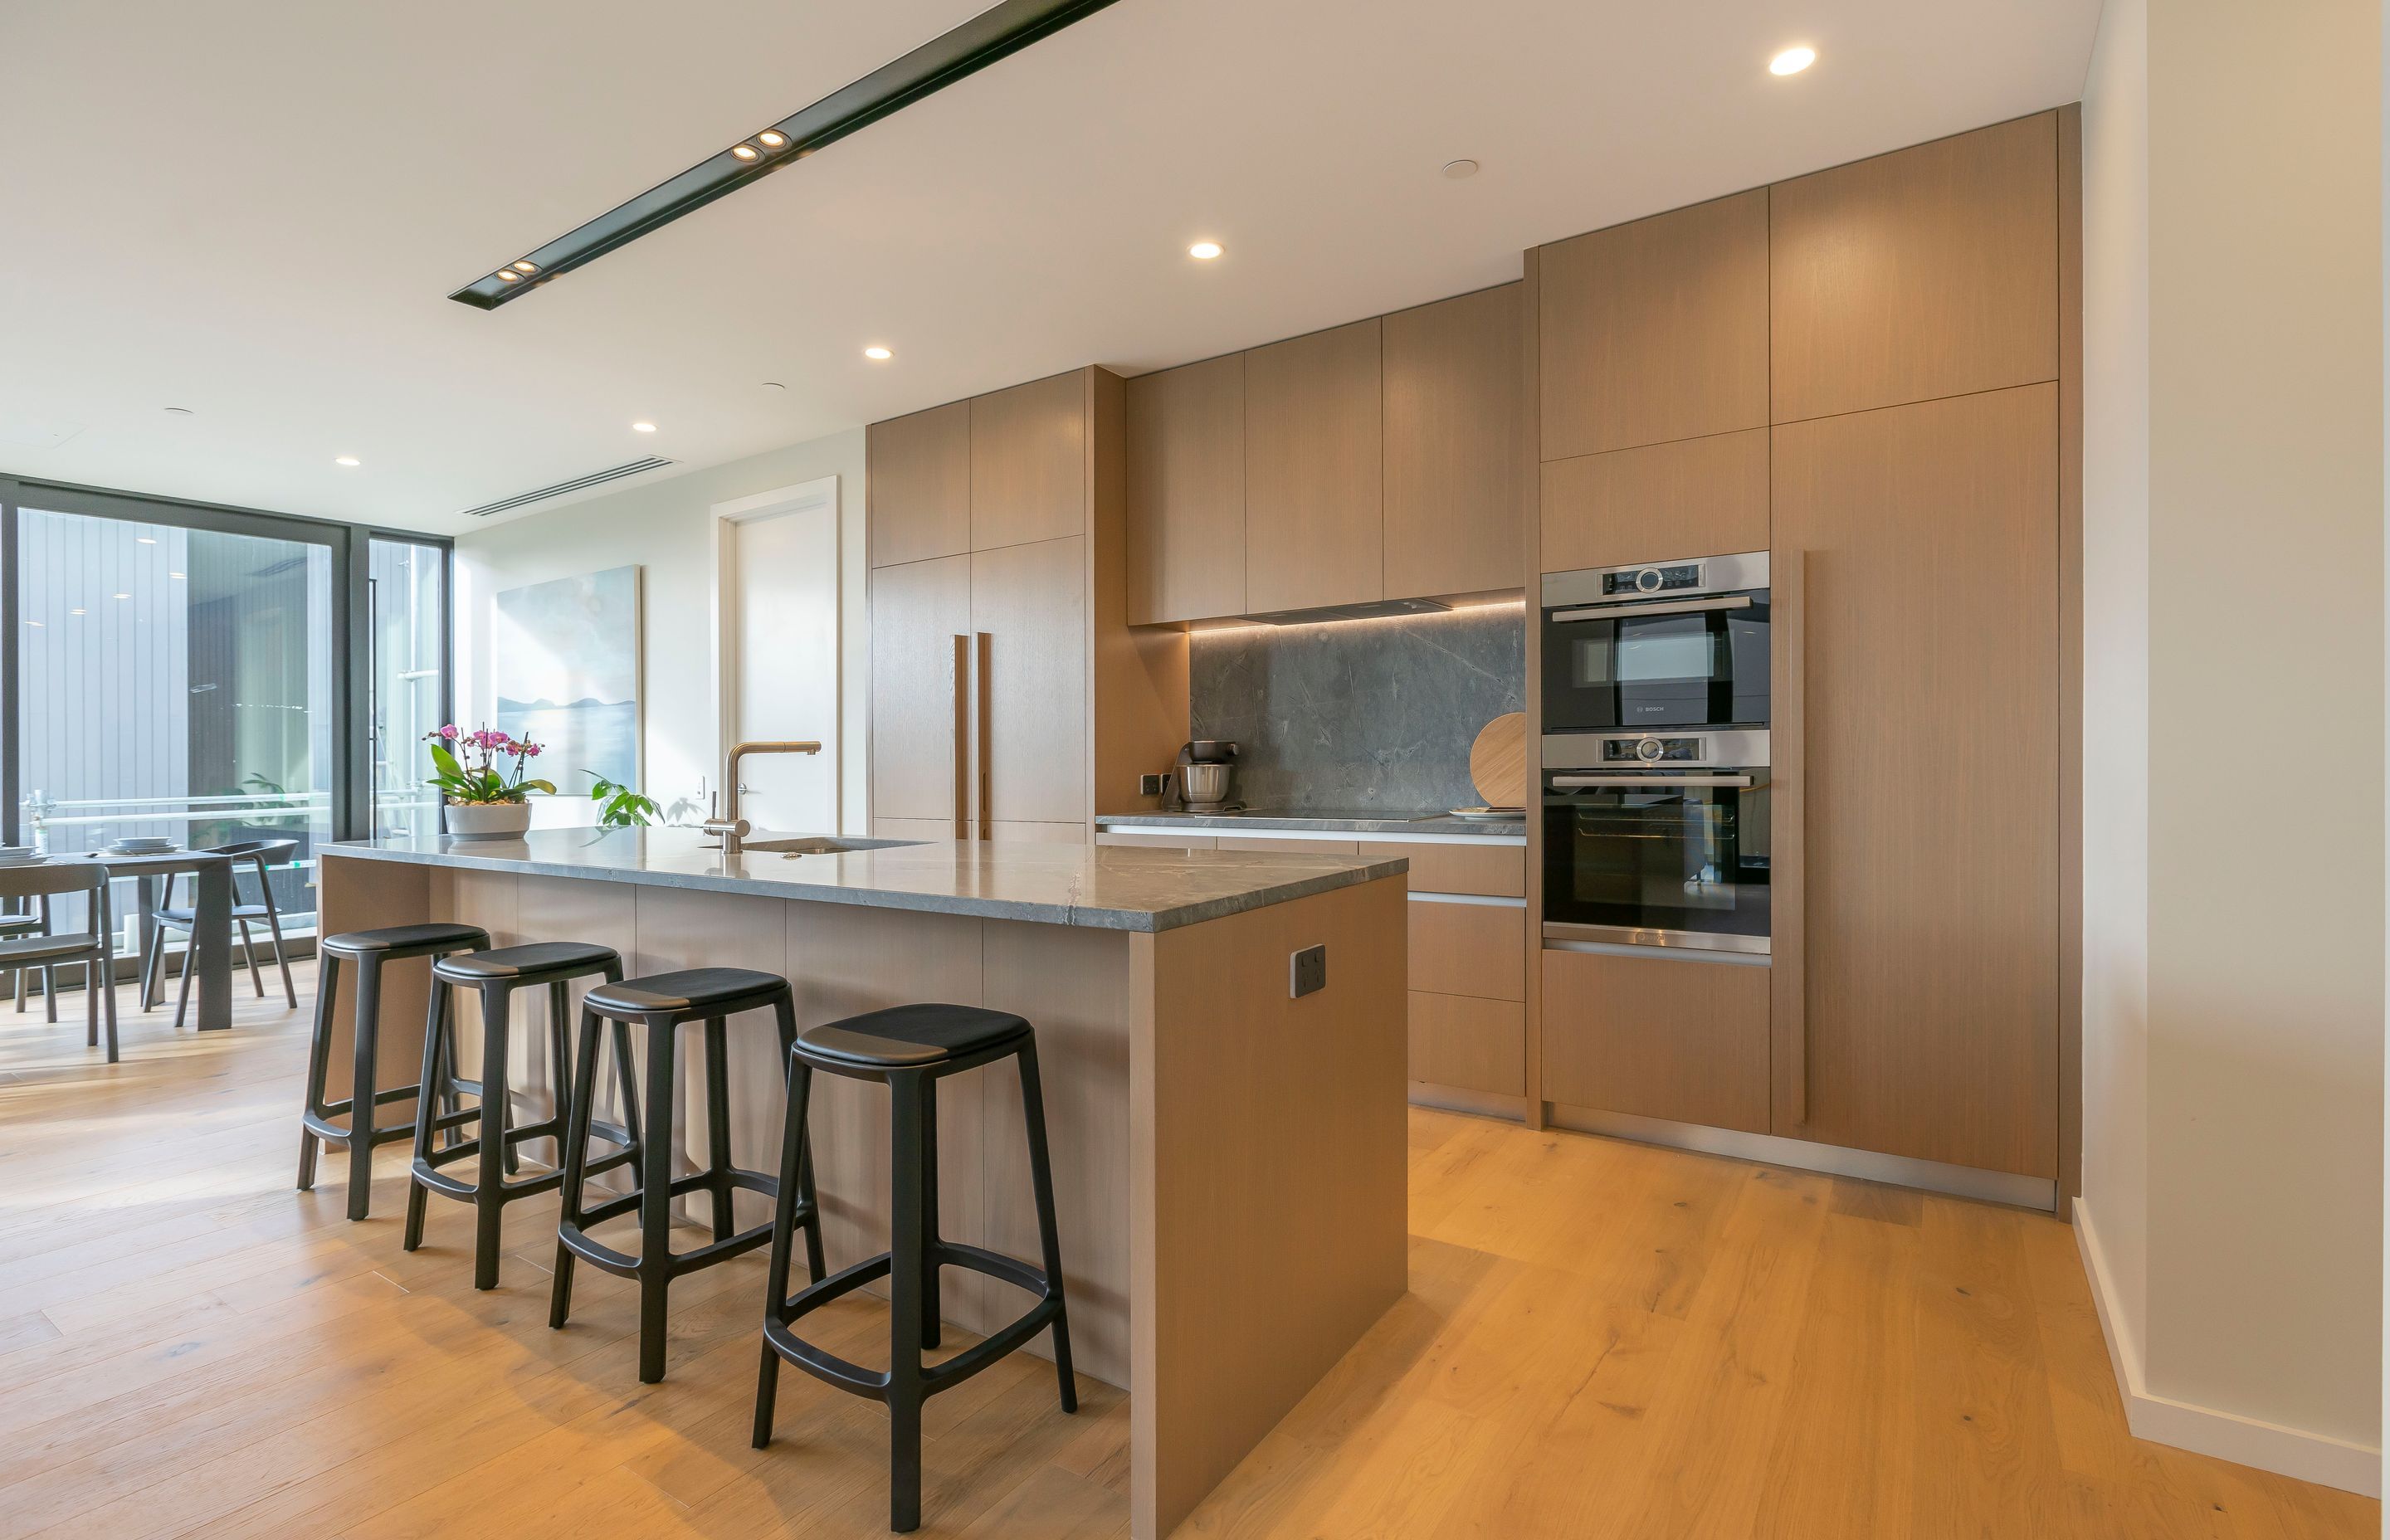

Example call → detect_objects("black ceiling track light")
449 0 1124 309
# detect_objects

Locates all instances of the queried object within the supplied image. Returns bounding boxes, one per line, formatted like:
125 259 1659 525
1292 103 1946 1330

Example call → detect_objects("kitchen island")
317 827 1410 1538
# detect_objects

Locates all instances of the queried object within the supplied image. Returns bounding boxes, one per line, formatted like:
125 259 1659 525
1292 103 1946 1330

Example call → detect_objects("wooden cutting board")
1467 712 1528 809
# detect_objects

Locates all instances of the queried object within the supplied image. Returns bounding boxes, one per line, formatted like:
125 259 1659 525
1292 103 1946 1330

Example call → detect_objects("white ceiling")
0 0 2100 535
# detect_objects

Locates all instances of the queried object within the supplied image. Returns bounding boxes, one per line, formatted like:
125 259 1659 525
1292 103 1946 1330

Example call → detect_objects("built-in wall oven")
1542 729 1770 955
1540 552 1769 735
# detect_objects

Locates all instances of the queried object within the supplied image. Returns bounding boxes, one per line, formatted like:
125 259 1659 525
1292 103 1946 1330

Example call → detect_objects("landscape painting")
493 565 641 799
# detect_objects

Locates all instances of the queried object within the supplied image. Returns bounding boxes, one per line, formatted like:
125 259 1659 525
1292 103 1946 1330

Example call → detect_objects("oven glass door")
1542 773 1771 948
1541 593 1769 731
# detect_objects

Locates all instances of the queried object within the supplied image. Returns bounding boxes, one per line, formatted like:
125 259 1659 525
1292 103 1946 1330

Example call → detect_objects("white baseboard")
2072 1199 2382 1497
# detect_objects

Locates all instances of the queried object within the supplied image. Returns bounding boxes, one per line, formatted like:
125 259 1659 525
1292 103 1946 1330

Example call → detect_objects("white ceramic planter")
443 802 533 839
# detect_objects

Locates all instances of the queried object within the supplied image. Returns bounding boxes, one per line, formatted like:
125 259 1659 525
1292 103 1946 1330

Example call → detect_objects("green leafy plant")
588 773 661 829
422 725 555 806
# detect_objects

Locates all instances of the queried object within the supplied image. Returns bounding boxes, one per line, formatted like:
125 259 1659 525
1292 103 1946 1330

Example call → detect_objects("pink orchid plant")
423 724 556 806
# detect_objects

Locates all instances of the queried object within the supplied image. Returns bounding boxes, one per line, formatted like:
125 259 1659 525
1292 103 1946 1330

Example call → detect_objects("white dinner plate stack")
0 845 41 867
105 837 174 856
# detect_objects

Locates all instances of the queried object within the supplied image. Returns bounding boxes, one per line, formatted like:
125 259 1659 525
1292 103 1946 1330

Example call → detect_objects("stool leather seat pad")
435 940 621 982
796 1003 1030 1069
324 922 490 955
584 966 788 1016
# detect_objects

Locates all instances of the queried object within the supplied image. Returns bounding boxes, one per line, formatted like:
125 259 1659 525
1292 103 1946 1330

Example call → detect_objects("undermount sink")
740 836 921 857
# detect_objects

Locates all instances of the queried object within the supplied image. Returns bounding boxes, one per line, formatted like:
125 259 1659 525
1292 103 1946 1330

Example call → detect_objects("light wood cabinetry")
1771 112 2060 424
1539 189 1770 461
1539 427 1769 573
867 401 972 568
867 554 970 827
868 369 1185 839
1126 354 1246 624
972 537 1087 826
972 371 1086 552
1096 831 1218 850
1383 285 1522 599
1770 384 2059 1177
1407 991 1525 1097
1356 840 1524 898
1540 948 1769 1133
1408 899 1525 1002
1244 319 1384 615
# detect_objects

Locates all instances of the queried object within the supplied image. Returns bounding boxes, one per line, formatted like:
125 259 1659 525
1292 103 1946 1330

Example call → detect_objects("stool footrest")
301 1109 419 1149
761 1242 1061 1404
556 1209 778 1279
412 1161 565 1203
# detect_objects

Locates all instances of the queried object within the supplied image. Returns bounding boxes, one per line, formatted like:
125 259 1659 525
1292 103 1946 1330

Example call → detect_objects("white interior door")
727 491 838 833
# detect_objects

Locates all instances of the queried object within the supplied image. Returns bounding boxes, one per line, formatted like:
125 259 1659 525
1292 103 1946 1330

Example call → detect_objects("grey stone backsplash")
1188 603 1526 813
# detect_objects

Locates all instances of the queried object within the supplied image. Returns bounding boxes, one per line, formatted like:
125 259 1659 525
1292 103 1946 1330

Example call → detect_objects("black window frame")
0 473 453 848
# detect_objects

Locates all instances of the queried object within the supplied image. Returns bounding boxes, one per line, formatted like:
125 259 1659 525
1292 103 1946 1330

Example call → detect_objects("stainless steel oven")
1542 728 1770 955
1540 552 1768 736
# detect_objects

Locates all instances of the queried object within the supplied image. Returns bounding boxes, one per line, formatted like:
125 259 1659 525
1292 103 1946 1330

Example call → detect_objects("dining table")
58 848 237 1032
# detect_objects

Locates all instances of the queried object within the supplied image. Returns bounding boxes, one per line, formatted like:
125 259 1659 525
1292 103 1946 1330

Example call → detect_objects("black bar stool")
403 941 637 1289
551 966 802 1383
299 922 490 1221
751 1004 1075 1534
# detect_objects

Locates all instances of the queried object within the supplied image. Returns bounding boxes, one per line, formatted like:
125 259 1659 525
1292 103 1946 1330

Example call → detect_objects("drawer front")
1541 948 1768 1133
1408 900 1525 1001
1358 841 1524 898
1408 991 1525 1096
1211 835 1360 855
1096 831 1218 850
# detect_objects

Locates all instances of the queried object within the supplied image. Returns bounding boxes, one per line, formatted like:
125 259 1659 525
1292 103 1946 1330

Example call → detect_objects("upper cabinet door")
1126 354 1246 624
1244 318 1383 615
972 371 1087 552
868 402 973 568
1383 284 1522 600
1772 113 2059 423
1539 189 1770 461
972 536 1087 826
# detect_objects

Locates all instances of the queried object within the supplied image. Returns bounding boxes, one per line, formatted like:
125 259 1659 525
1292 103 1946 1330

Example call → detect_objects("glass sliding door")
368 536 449 840
15 505 335 945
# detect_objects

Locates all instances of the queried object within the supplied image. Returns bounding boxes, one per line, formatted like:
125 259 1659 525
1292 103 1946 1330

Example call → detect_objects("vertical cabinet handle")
975 631 993 842
1775 549 1808 1126
951 635 969 840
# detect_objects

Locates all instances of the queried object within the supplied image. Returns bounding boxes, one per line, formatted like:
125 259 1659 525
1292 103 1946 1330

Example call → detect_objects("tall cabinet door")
1771 383 2059 1177
868 555 973 830
1244 318 1383 615
972 536 1087 829
1126 354 1246 624
868 402 972 568
973 371 1085 552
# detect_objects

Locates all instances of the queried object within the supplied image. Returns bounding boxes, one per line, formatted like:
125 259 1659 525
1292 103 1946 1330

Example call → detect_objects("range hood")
1238 597 1453 626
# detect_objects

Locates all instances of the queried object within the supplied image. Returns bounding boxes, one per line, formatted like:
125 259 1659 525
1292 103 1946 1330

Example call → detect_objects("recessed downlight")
495 269 521 283
1441 158 1480 179
732 144 760 161
1188 241 1223 261
863 345 893 361
762 381 788 391
163 406 193 416
512 260 538 274
632 421 658 433
758 130 788 149
1769 46 1816 75
334 456 361 467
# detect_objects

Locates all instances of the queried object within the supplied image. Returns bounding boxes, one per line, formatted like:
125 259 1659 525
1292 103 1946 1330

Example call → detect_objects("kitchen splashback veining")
1190 604 1525 813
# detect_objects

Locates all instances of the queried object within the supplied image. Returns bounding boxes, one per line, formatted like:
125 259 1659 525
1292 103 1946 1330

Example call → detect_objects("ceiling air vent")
459 456 674 519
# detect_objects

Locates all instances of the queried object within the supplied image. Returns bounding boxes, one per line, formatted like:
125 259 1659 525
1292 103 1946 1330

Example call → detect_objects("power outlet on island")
1290 944 1327 999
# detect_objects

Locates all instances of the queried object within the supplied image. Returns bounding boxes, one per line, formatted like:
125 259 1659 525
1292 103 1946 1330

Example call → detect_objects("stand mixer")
1168 740 1241 812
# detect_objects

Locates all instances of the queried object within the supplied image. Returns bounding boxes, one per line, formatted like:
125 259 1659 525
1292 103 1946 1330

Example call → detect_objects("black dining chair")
141 840 300 1027
0 862 117 1060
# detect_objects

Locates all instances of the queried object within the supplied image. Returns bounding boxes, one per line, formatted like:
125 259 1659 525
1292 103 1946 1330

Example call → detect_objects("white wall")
453 429 867 834
2080 0 2384 1490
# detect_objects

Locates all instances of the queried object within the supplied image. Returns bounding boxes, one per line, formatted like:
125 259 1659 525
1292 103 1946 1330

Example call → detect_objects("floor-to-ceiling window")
0 479 450 958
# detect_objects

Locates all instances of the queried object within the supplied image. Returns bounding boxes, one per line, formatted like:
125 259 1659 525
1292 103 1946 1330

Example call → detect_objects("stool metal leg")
1016 1039 1077 1413
636 1016 676 1383
887 1066 929 1534
345 958 383 1221
753 1053 814 1451
545 980 571 1172
549 1003 607 1331
704 1016 734 1243
771 994 823 1283
920 1076 942 1351
610 1017 643 1154
402 976 449 1253
471 982 514 1289
297 953 340 1191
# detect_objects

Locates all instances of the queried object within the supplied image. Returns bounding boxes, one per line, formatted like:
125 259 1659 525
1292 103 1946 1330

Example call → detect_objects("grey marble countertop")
1098 808 1528 839
323 826 1405 933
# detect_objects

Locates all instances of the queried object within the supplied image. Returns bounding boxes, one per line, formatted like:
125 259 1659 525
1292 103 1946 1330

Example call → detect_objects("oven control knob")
1635 567 1663 593
1635 737 1664 762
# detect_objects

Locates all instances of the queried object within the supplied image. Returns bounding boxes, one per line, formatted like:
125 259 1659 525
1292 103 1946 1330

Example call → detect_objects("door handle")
975 631 993 842
1549 595 1753 624
1549 773 1755 788
1776 548 1807 1125
950 635 968 841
